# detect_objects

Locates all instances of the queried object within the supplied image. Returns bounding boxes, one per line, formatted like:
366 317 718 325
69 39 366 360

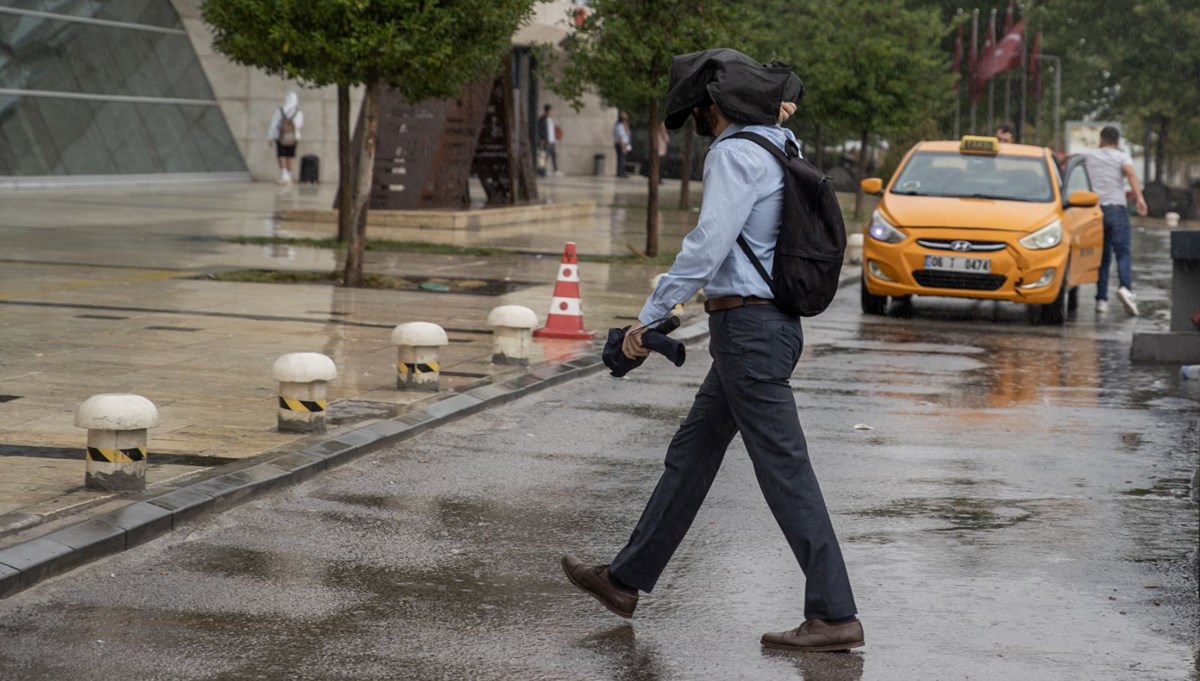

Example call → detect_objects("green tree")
1032 0 1200 180
759 0 952 218
547 1 750 257
202 0 535 286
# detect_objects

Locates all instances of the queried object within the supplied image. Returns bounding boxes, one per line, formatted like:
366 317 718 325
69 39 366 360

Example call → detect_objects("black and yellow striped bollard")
391 322 448 391
75 394 159 492
271 353 338 433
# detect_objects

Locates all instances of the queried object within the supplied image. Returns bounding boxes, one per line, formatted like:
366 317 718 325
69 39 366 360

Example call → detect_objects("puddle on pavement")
575 403 690 424
1121 478 1193 498
325 400 400 427
854 496 1035 531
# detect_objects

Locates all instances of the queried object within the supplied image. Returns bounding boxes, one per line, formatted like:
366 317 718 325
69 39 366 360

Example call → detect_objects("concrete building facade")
0 0 616 187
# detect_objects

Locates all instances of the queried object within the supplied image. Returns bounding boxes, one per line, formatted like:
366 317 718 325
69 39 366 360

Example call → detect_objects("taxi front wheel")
861 276 888 314
1027 268 1069 325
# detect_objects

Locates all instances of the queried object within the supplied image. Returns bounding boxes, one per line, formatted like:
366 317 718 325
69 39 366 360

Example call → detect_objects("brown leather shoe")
761 618 865 652
561 554 638 619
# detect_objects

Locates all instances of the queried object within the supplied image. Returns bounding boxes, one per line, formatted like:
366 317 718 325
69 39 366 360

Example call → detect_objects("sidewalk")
0 176 709 570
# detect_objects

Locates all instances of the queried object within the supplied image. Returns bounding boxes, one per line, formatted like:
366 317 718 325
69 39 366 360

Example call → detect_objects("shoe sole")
1117 291 1138 316
560 556 634 619
760 639 865 652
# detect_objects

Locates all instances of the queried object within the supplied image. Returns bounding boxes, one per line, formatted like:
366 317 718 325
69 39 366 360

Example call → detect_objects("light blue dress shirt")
638 123 799 325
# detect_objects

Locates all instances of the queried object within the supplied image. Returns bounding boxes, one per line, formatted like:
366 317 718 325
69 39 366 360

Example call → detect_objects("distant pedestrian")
563 48 862 654
537 104 558 176
1084 125 1148 315
268 92 303 185
613 111 631 178
995 123 1015 143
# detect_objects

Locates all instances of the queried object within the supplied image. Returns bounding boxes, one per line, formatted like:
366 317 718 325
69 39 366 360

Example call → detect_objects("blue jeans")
1096 205 1133 300
609 304 857 621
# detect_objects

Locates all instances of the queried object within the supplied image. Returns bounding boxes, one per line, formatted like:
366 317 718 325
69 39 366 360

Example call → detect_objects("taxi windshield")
891 151 1054 203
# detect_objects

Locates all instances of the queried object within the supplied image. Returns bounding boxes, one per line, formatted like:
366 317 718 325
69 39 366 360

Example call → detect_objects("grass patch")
226 236 678 265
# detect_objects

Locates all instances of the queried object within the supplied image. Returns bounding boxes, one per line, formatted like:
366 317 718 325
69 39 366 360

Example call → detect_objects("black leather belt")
703 295 775 314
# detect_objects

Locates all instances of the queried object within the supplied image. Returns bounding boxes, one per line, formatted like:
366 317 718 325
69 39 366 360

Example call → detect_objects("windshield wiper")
962 193 1040 202
890 190 923 196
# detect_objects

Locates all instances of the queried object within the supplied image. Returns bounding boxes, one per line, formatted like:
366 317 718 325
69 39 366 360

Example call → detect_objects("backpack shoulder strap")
724 132 789 290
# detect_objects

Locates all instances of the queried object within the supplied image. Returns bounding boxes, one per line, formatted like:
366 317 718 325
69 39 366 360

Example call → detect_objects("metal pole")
1033 54 1062 154
1018 35 1027 143
970 9 978 134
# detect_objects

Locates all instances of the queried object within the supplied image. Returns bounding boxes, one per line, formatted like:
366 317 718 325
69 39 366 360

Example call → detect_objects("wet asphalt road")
1 231 1198 680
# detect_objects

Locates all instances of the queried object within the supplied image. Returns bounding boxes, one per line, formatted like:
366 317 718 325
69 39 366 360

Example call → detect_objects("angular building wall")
0 0 248 185
172 0 357 184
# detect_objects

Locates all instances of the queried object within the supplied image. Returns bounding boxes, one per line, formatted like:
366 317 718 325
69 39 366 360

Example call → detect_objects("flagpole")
1018 33 1027 143
970 9 978 134
987 8 996 133
1032 53 1061 154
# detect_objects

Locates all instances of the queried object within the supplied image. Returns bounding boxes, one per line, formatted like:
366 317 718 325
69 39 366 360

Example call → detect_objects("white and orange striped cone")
533 242 595 340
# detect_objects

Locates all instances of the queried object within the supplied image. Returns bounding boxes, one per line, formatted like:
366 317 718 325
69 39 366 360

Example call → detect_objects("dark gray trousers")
608 304 857 620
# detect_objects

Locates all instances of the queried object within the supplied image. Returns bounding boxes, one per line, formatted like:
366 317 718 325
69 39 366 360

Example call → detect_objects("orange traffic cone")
533 242 595 340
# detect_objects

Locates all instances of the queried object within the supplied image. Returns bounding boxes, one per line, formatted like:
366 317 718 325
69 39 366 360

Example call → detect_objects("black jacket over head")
663 48 804 131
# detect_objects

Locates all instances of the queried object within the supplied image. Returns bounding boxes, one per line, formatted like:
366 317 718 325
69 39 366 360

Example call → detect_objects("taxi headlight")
1019 219 1063 250
867 210 906 244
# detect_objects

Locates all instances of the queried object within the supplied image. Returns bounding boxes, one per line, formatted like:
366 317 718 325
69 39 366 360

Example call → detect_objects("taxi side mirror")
1066 190 1099 208
861 178 884 195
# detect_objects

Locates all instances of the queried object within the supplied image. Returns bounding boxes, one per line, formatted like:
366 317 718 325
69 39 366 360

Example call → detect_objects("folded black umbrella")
664 48 804 130
603 316 686 378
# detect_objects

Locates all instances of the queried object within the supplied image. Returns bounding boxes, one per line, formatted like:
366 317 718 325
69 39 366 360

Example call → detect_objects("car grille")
913 270 1007 291
915 238 1007 252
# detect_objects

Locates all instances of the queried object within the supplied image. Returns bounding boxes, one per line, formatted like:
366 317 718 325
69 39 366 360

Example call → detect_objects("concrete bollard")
846 233 864 265
487 305 539 365
271 353 337 433
75 394 159 492
1166 212 1180 228
391 322 448 391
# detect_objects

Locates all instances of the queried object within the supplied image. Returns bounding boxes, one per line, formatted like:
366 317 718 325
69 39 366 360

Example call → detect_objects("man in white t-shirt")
1082 126 1147 315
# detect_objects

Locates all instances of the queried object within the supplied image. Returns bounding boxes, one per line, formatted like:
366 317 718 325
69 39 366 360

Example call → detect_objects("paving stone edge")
0 267 861 600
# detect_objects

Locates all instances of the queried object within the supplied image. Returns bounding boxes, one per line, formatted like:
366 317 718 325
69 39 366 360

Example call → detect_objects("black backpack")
728 131 846 317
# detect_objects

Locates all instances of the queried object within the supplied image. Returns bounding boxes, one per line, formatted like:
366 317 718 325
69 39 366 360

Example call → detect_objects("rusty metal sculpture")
352 68 538 210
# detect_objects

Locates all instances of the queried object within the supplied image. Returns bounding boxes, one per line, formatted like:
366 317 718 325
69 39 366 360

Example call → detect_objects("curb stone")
0 267 861 599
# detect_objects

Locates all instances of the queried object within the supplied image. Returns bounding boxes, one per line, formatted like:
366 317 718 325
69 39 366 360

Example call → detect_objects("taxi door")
1060 156 1104 285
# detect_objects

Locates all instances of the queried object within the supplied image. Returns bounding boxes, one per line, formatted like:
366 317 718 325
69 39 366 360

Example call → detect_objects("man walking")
1084 125 1147 315
537 104 558 176
562 49 863 653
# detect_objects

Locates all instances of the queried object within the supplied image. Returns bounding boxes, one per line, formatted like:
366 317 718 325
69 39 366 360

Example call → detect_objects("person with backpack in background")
561 48 862 653
268 92 304 185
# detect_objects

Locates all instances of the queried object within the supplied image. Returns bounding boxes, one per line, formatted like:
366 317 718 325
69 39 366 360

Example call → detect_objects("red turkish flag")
979 21 1024 82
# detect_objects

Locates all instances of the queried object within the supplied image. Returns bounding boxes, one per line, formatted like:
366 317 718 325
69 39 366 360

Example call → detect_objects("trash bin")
593 154 606 176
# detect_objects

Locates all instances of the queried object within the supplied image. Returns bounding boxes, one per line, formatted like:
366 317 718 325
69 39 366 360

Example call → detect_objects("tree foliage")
548 0 751 256
202 0 535 285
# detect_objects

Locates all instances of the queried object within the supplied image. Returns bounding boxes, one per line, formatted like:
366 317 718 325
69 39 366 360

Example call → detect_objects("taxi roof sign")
960 135 1000 155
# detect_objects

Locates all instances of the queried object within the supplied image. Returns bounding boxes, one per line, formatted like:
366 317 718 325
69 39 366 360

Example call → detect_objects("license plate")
923 255 991 273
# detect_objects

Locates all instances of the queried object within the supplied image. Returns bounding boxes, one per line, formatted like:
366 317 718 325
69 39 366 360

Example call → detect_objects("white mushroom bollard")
1165 212 1180 228
487 305 539 365
271 352 337 433
846 232 864 265
75 394 159 492
391 322 448 391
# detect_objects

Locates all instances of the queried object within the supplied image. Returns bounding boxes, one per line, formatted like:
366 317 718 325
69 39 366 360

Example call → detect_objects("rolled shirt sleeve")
637 142 764 324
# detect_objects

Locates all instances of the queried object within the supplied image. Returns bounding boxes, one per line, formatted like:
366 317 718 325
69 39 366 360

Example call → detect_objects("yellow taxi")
859 136 1103 324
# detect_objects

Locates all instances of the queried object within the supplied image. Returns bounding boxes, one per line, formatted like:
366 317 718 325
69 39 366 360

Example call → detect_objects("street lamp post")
1033 53 1062 154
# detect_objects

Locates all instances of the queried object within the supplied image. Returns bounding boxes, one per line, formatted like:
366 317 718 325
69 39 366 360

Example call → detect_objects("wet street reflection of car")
860 136 1104 324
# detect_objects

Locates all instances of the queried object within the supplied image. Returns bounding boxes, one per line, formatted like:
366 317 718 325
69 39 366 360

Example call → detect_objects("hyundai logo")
950 240 972 252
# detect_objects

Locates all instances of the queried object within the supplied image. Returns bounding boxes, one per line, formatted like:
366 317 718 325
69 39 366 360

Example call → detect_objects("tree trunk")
336 84 352 243
645 100 661 258
853 129 870 221
813 124 825 172
1155 117 1168 184
678 117 694 211
343 81 380 288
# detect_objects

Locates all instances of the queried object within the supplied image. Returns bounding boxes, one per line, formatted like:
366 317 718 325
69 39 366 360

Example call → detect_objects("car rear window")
891 151 1054 202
